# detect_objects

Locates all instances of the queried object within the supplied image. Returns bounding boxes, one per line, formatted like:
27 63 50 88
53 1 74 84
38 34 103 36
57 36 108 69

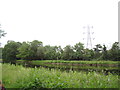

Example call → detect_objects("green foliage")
101 45 108 60
37 46 45 60
44 45 56 60
73 42 84 60
0 48 2 59
17 40 43 60
16 42 32 60
52 46 63 60
2 41 21 63
62 45 74 60
82 49 94 60
2 40 120 61
29 40 43 60
42 45 62 60
31 60 119 65
93 44 102 59
108 42 120 61
2 63 119 88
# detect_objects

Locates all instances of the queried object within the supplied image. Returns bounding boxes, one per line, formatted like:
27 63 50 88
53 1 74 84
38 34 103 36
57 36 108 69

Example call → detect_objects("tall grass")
2 63 119 89
31 60 120 64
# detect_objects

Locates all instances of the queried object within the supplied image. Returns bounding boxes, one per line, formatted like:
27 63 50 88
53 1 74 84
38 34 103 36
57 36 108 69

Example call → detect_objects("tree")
100 44 108 60
53 46 63 60
2 41 21 63
0 48 3 59
29 40 43 60
94 44 102 52
37 46 45 60
108 42 120 61
17 40 44 60
73 42 84 60
93 44 102 59
62 45 74 60
16 42 31 60
83 49 94 60
44 45 56 60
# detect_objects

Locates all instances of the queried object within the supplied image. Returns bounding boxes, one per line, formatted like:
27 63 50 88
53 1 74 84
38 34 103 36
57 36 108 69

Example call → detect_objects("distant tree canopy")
2 41 21 63
2 40 120 63
0 48 2 59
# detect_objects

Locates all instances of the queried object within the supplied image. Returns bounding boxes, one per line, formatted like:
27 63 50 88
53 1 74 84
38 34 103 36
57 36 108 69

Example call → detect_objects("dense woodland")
0 27 120 63
1 40 120 63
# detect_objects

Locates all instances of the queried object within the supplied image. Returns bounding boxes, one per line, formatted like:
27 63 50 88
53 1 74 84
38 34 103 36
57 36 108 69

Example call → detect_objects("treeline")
2 40 120 63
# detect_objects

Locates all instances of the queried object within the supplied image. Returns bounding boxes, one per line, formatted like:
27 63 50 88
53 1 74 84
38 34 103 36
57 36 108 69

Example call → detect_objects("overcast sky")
0 0 119 49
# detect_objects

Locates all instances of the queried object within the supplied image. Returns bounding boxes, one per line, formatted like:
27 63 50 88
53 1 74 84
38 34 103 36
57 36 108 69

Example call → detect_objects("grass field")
17 59 120 64
2 63 119 89
30 60 120 64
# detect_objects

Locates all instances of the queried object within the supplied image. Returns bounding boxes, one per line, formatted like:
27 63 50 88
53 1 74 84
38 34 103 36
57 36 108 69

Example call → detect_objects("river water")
17 61 120 75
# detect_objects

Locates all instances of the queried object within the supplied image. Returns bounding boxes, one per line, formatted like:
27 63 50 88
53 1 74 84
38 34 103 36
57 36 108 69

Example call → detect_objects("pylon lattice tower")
83 25 94 49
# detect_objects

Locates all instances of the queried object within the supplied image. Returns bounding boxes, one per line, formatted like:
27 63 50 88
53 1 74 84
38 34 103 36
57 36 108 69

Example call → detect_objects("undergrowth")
2 63 119 89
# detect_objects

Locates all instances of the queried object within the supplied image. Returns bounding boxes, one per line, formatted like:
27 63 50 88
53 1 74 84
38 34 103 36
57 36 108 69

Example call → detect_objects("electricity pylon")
83 25 94 49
